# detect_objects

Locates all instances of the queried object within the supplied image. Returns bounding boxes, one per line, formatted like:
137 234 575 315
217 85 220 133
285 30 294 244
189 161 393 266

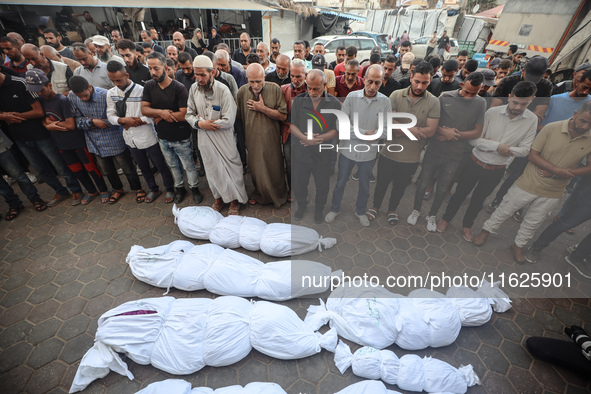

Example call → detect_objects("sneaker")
407 210 420 225
26 172 37 183
314 210 323 224
47 193 70 207
370 173 376 183
351 171 359 181
513 208 524 223
565 255 591 279
71 192 83 206
325 211 339 223
3 175 15 185
524 246 540 264
485 199 500 214
426 215 437 232
294 206 306 221
117 168 124 175
566 244 579 255
356 213 370 227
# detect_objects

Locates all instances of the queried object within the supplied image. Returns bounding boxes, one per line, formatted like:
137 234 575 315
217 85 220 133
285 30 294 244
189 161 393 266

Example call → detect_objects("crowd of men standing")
1 27 591 276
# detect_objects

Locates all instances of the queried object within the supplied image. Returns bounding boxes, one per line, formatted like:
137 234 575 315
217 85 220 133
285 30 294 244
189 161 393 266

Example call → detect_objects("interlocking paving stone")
28 283 58 304
25 360 67 394
60 333 94 364
0 286 33 308
0 364 33 393
27 299 60 324
0 342 33 373
27 318 63 345
0 320 33 348
57 314 90 340
27 337 64 369
80 278 109 299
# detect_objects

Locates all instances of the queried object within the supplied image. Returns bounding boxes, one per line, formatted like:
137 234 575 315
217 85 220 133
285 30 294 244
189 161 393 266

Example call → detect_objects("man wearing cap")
265 53 291 87
508 51 526 76
256 42 275 75
428 59 460 97
92 35 125 66
43 28 76 61
335 59 364 98
392 52 414 82
554 63 591 95
173 32 198 61
1 36 31 76
488 57 501 72
475 101 591 262
141 52 202 205
479 69 496 98
455 59 478 84
311 53 335 96
186 55 247 215
116 39 150 86
379 55 401 97
140 30 165 55
72 42 113 90
21 43 73 94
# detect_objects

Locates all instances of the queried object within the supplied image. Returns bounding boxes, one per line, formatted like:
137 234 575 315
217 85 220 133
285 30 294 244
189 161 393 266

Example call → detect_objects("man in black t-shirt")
141 52 202 204
265 54 291 87
117 39 150 86
427 59 460 97
379 55 401 97
0 69 82 207
436 30 450 57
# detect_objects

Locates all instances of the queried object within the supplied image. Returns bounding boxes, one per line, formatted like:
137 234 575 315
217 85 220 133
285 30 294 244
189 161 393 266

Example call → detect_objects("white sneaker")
356 213 370 227
117 168 124 175
26 172 37 183
426 215 437 232
407 210 420 225
325 211 339 223
3 175 15 185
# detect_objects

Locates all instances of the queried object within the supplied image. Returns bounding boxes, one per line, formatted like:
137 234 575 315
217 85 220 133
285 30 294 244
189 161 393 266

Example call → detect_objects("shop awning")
3 0 276 11
316 7 367 22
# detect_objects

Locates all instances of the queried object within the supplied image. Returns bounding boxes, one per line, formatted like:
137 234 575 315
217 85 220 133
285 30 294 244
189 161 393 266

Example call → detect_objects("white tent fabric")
70 296 337 393
126 240 341 301
305 281 511 350
135 379 402 393
172 205 337 257
335 341 480 393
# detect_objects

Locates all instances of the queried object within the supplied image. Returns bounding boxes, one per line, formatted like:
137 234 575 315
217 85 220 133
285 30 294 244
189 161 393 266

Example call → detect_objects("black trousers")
373 155 419 212
493 156 529 202
292 155 331 213
442 158 505 228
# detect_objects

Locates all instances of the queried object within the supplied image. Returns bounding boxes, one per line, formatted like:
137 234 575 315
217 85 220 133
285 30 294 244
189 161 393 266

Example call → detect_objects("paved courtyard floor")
0 171 590 393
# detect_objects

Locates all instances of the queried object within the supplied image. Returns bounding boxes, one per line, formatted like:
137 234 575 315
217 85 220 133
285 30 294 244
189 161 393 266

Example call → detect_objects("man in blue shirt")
543 70 591 125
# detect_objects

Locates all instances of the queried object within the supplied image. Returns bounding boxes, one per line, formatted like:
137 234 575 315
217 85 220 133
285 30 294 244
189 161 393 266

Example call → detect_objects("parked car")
282 35 379 65
410 36 459 60
349 31 392 55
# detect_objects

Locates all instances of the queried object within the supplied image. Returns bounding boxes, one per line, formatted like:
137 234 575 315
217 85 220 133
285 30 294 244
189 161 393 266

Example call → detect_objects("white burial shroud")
126 240 341 301
172 205 337 257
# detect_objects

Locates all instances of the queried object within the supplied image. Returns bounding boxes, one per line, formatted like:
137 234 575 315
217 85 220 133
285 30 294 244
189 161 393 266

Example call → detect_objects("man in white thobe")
186 55 247 215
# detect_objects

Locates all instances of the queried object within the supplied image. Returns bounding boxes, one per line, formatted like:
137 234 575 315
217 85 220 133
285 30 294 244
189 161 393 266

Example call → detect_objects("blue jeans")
16 139 81 195
0 149 42 207
330 154 375 216
158 138 199 189
532 179 591 251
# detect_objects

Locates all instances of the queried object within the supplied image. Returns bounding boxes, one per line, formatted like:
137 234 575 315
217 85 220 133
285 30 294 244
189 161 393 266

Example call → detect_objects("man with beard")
237 63 288 207
141 52 202 204
111 30 122 47
175 52 196 92
289 69 341 223
265 54 291 87
42 28 76 60
204 51 238 99
214 48 246 88
554 63 591 95
366 62 440 226
269 38 281 64
105 60 175 204
186 55 247 215
0 36 30 76
335 59 364 98
140 30 165 55
173 32 198 61
257 42 275 74
329 46 346 72
233 33 253 69
116 39 150 86
325 65 391 227
41 45 81 73
92 35 125 66
22 43 72 94
475 101 591 262
71 42 113 90
378 55 401 97
436 82 538 249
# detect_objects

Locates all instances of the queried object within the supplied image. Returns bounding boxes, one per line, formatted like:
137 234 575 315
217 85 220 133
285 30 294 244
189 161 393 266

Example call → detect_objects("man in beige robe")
186 56 247 215
237 63 288 208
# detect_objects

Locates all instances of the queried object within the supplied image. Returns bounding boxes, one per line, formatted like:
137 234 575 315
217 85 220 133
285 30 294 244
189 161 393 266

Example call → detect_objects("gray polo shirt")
73 60 114 90
339 89 392 163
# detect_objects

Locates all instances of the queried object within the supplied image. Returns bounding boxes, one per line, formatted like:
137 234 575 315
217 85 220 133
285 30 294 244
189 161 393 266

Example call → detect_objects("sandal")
248 198 257 206
100 191 111 204
81 192 98 206
5 205 24 221
212 198 224 212
33 199 47 212
387 212 399 225
164 191 174 204
109 190 125 204
423 192 432 201
365 208 378 221
135 190 146 203
145 190 162 203
228 201 240 216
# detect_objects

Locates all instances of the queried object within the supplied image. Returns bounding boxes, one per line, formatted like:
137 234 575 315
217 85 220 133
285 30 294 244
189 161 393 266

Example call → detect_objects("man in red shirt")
0 36 30 76
335 59 364 98
333 46 357 77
